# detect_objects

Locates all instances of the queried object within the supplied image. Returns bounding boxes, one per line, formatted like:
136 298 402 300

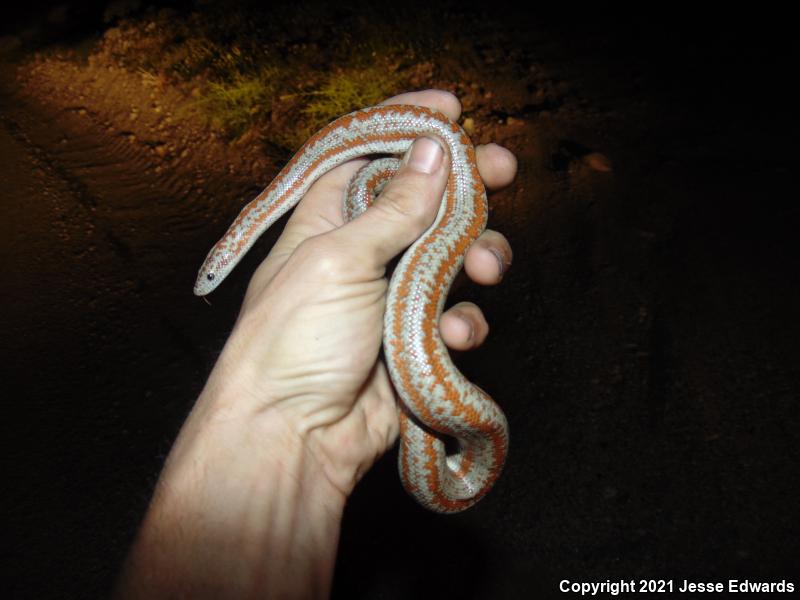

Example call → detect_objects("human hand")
199 89 517 498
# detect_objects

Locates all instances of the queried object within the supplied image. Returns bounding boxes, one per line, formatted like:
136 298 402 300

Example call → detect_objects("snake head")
193 244 231 296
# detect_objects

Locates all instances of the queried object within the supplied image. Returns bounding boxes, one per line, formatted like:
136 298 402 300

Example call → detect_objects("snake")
193 104 509 513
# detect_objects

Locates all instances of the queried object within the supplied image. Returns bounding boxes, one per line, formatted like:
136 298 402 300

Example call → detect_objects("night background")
1 2 797 598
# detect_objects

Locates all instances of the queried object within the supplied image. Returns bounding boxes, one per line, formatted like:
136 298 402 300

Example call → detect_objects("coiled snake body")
194 105 508 512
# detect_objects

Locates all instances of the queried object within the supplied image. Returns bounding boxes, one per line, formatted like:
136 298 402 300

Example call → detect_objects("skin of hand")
116 89 516 599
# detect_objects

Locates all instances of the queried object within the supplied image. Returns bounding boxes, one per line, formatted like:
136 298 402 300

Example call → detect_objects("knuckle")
377 180 432 227
294 237 356 280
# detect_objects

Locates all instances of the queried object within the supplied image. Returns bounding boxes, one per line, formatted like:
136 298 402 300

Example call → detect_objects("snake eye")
206 273 215 281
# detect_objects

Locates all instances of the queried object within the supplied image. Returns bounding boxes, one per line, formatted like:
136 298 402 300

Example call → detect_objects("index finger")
381 89 462 122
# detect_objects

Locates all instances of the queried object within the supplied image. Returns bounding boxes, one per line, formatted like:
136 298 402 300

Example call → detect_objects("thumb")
336 137 449 269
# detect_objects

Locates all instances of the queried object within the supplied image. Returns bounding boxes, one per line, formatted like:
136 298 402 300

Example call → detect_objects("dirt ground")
1 5 797 599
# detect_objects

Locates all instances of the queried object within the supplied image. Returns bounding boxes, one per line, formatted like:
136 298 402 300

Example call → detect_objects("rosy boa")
194 104 508 512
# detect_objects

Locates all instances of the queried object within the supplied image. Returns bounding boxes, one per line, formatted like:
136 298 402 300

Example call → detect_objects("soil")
1 6 797 599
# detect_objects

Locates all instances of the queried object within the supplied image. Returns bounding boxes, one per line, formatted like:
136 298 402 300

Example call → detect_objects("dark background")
2 2 797 598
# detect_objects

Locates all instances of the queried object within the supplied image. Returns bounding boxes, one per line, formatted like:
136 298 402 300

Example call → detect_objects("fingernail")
405 137 444 174
452 310 474 342
488 247 507 279
465 319 474 341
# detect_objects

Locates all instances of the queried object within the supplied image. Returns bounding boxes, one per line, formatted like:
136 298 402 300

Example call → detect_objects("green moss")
305 65 402 123
198 57 410 150
268 62 403 148
195 68 281 139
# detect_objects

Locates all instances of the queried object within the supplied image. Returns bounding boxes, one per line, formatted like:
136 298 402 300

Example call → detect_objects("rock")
584 152 613 172
462 117 475 135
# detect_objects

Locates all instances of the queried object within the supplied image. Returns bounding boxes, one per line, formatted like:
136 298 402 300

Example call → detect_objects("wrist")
169 374 349 514
117 381 346 599
196 328 368 499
